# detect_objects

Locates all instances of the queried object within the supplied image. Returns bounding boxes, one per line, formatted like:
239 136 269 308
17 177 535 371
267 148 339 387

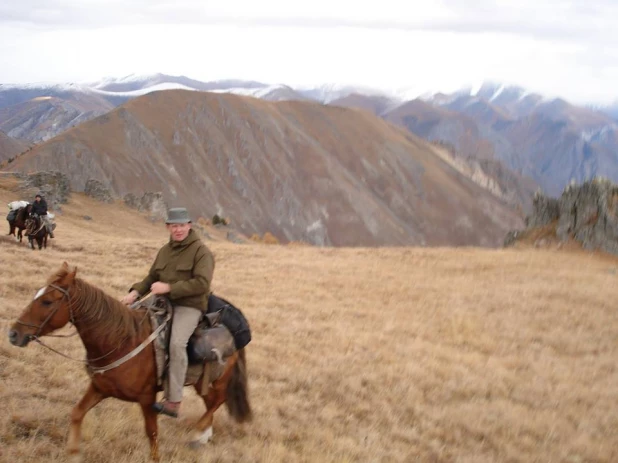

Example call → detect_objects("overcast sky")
1 0 616 104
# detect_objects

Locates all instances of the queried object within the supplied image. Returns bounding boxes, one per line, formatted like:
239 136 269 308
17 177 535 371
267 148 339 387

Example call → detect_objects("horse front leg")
67 382 105 462
139 401 160 461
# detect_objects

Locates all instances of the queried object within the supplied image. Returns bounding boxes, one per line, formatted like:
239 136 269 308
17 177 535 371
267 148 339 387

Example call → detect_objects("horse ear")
61 262 69 271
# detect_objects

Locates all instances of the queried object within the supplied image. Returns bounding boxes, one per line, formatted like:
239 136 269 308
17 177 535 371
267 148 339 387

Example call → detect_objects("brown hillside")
3 90 523 246
0 131 28 163
383 99 496 161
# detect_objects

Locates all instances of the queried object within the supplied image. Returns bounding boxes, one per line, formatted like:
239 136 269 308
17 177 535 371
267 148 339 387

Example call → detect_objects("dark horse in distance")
24 213 48 250
8 263 252 461
7 204 31 242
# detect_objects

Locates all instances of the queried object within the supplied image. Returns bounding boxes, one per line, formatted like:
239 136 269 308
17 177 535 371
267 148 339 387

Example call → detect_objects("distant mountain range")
1 90 523 247
1 73 617 198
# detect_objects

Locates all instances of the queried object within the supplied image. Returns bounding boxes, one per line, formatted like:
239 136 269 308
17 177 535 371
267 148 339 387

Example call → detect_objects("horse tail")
225 348 252 423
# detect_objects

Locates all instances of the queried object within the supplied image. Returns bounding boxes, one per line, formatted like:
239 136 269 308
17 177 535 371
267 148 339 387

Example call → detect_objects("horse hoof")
188 426 213 448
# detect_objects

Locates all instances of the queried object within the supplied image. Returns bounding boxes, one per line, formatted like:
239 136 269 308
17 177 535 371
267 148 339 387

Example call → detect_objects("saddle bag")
206 294 252 350
187 324 236 364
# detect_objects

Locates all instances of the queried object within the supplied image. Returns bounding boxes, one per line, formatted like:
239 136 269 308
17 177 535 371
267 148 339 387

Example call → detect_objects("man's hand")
150 282 171 295
121 290 139 306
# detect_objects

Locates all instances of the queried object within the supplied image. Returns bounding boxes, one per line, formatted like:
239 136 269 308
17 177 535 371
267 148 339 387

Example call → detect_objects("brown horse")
7 204 30 242
24 213 48 250
8 262 252 461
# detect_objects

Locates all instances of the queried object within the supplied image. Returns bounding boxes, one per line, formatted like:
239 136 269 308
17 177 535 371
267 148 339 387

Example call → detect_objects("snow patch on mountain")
90 82 199 97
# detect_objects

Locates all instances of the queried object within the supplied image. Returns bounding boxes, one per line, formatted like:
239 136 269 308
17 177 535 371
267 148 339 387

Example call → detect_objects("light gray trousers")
166 305 202 402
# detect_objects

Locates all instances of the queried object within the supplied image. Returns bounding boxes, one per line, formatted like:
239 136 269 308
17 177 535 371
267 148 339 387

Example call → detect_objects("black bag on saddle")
206 294 252 350
7 210 17 222
186 294 251 364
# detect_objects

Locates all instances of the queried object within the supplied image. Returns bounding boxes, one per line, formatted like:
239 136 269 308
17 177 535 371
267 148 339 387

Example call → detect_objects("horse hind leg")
67 382 105 462
188 356 238 448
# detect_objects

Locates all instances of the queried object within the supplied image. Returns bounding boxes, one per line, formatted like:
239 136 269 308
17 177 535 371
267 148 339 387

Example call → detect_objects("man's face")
35 197 41 202
166 223 191 242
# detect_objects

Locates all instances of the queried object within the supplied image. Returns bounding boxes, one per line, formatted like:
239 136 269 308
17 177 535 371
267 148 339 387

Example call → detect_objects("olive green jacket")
131 229 215 312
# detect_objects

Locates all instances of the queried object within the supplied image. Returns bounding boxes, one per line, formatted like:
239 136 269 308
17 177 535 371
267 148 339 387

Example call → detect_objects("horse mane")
48 268 148 345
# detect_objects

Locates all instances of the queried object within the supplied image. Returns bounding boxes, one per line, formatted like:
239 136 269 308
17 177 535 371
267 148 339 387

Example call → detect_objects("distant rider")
31 193 55 238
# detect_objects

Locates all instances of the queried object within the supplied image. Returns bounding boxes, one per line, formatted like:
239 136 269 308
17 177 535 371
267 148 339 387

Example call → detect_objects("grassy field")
1 179 617 462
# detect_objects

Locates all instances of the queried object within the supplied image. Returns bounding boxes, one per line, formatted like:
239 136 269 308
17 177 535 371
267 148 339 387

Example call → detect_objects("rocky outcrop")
506 178 618 255
123 192 167 221
0 170 71 211
525 191 560 228
24 171 71 210
555 179 618 254
84 178 114 203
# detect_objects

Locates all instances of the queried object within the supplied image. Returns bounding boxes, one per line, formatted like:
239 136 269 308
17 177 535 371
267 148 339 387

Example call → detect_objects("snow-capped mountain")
2 73 618 196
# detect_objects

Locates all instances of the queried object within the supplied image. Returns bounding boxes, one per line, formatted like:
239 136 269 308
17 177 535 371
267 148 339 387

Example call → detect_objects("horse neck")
68 279 149 361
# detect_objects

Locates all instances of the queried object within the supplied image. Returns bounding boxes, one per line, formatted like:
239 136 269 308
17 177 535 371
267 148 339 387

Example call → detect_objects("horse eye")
41 299 52 306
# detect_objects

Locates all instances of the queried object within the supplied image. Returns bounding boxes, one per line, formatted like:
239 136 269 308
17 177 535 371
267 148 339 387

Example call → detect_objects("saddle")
138 294 251 388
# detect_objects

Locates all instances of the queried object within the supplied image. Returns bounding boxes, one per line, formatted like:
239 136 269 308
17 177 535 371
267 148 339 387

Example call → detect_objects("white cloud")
0 0 617 104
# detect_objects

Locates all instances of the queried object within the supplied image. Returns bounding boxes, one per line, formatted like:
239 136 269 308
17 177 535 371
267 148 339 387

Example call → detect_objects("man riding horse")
31 193 55 239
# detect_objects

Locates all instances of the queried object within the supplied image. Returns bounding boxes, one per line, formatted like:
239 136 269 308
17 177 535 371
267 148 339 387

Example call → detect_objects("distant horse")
24 213 48 250
7 204 31 242
8 263 252 461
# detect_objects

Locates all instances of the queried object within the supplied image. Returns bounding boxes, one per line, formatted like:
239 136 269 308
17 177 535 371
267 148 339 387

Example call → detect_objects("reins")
21 285 168 372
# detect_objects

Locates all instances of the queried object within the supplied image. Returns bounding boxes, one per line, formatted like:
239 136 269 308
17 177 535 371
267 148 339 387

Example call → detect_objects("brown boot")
152 401 180 418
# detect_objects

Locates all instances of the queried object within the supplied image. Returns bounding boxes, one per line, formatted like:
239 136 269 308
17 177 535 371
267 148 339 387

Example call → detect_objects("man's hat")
165 207 191 224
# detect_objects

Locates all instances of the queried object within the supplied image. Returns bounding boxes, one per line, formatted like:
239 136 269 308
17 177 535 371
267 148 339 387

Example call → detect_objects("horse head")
24 214 38 235
8 262 77 347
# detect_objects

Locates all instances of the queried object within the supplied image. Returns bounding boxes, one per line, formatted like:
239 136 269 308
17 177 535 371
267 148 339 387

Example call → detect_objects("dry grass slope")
0 180 617 462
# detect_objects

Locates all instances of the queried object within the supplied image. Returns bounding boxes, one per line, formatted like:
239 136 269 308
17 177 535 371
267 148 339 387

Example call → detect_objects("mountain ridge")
2 89 523 247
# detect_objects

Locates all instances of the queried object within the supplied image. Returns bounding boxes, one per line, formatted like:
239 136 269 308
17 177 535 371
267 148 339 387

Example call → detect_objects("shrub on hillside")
212 214 230 226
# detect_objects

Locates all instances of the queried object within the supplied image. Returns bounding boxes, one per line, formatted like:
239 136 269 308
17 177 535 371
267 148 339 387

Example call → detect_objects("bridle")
15 283 75 339
15 282 168 373
25 214 45 237
15 283 119 363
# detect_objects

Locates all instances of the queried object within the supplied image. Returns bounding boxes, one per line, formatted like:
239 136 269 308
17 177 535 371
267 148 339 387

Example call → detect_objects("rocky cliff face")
506 178 618 255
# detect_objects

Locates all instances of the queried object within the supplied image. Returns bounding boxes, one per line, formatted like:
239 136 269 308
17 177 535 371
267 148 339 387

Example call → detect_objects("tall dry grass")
0 182 617 462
